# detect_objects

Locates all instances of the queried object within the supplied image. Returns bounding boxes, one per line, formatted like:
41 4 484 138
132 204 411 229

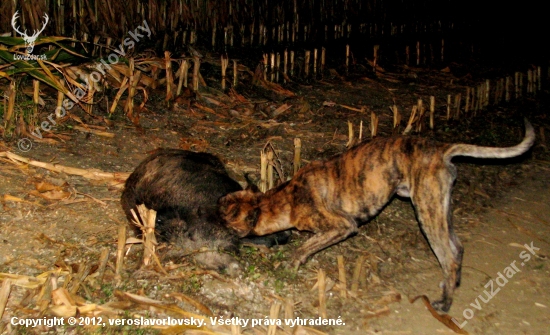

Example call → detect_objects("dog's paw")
431 298 452 313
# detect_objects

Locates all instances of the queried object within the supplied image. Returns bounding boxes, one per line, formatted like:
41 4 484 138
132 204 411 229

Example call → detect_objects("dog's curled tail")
445 118 535 161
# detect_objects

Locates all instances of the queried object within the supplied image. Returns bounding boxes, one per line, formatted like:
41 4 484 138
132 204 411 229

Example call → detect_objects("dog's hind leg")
412 172 463 313
292 213 357 269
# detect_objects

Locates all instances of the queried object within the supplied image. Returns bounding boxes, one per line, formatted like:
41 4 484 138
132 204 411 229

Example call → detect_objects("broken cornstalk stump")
221 55 229 90
192 56 200 92
260 150 268 193
346 121 354 148
351 255 365 293
115 223 126 282
284 298 295 331
0 279 12 320
455 93 462 119
97 247 110 284
370 111 378 137
130 204 158 267
164 51 174 101
318 269 327 319
267 301 281 335
293 138 301 175
176 59 189 96
337 255 347 298
267 149 274 190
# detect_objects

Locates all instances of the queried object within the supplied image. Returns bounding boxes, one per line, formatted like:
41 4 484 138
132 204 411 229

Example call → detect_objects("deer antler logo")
11 11 49 54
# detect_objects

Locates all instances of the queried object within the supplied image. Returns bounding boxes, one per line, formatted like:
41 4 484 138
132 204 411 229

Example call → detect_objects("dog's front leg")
292 214 357 269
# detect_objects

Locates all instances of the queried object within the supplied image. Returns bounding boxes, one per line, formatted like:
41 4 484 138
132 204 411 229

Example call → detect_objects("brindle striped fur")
219 119 535 312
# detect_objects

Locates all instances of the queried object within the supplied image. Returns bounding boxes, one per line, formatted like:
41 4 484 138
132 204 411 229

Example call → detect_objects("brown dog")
219 119 535 312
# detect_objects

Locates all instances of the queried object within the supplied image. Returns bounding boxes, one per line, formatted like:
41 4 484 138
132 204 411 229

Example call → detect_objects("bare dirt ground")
1 66 549 334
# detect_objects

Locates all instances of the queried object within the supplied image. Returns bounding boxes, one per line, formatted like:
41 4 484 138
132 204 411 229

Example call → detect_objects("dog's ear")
245 183 260 193
244 173 261 193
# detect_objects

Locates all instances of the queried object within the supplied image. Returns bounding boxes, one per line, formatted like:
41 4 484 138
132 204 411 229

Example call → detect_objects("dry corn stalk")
0 279 12 320
391 105 401 133
373 45 379 73
370 111 378 137
176 59 189 96
97 247 110 284
403 105 417 135
321 47 326 75
263 53 269 80
0 151 130 183
267 149 274 190
415 99 424 133
284 298 295 331
260 150 268 193
293 138 301 175
130 204 158 266
124 58 135 117
337 255 347 298
193 56 201 92
276 52 281 82
3 81 16 129
346 121 354 148
454 93 462 119
165 51 174 101
109 77 129 115
351 255 365 293
267 301 281 335
115 223 126 281
317 269 327 319
313 48 318 76
33 79 40 119
221 55 229 89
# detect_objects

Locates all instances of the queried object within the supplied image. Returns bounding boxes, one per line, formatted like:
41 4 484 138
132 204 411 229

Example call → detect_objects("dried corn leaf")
29 189 71 200
49 304 77 317
0 273 47 289
168 293 213 316
35 181 62 192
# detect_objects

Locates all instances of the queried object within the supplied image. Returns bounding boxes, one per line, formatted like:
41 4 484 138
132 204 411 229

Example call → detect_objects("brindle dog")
219 119 535 312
